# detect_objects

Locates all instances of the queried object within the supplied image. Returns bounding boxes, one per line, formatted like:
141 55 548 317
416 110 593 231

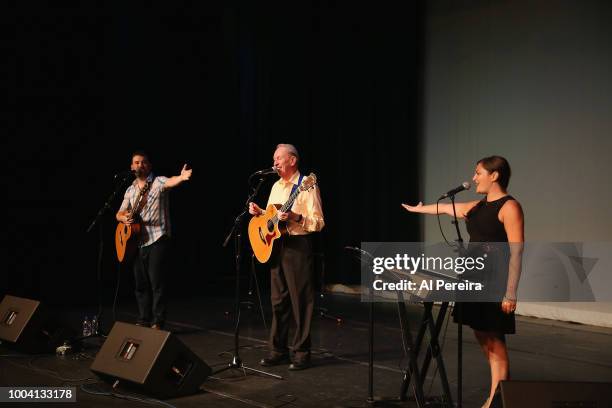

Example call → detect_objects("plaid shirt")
119 173 171 247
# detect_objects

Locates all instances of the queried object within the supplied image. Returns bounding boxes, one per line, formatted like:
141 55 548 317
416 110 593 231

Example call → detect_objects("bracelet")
503 295 517 302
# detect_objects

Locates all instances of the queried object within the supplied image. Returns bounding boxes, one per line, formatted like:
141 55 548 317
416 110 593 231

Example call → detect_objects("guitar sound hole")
267 220 274 231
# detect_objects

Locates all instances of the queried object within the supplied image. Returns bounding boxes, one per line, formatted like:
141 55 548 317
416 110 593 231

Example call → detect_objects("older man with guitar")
116 151 192 330
248 144 324 370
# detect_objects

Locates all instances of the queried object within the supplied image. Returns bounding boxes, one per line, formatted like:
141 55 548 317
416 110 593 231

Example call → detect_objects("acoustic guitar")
115 180 151 262
248 173 317 263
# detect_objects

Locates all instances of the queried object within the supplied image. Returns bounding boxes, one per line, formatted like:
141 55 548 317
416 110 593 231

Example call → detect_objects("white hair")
276 143 299 161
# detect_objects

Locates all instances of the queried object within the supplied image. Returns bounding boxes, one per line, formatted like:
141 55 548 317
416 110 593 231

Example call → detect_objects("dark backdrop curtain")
6 2 424 304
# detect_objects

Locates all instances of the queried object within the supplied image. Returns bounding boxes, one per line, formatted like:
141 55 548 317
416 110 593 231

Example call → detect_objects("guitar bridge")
258 227 267 245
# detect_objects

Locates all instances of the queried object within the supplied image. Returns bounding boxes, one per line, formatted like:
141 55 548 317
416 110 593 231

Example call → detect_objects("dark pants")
269 234 314 361
133 236 170 326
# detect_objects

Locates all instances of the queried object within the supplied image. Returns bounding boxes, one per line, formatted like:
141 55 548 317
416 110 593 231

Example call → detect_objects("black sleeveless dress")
452 195 516 334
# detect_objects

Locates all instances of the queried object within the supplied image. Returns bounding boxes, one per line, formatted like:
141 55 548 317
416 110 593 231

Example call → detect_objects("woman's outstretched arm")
401 200 480 219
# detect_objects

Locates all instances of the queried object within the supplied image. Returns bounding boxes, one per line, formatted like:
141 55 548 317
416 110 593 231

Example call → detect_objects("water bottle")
91 315 98 336
82 316 91 337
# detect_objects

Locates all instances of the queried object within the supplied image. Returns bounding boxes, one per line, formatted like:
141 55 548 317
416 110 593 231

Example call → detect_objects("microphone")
438 182 471 200
114 170 136 179
251 167 279 176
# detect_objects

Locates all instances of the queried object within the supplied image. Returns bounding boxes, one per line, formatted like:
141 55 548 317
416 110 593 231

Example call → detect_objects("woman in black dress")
402 156 524 408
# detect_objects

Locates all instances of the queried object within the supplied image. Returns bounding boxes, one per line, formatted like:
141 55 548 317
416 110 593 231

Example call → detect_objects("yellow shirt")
266 171 325 235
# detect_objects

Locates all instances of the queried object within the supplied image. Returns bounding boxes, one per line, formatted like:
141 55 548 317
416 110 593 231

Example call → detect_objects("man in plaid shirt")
116 151 192 329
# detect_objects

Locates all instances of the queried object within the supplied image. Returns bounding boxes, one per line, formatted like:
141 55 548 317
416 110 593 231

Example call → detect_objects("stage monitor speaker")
500 380 612 408
0 295 56 353
90 321 211 399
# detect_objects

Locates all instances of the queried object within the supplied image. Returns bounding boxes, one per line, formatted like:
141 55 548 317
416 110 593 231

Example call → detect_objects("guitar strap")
291 174 304 196
131 180 151 220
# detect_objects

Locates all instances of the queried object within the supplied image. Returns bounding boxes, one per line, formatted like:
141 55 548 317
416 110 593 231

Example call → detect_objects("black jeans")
133 236 170 326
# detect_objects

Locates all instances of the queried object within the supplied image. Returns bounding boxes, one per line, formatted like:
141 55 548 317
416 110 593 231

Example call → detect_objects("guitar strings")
270 177 313 224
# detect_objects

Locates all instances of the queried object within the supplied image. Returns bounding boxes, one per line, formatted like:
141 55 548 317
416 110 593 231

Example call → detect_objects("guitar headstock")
299 173 317 192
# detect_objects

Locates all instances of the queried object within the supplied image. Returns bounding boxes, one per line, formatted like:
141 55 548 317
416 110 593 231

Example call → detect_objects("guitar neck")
280 188 301 213
129 181 150 219
271 187 301 225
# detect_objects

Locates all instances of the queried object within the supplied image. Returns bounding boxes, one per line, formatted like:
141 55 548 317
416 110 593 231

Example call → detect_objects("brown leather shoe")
259 354 290 367
288 354 311 371
288 360 311 370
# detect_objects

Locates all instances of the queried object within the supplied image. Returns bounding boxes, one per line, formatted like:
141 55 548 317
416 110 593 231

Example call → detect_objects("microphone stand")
342 247 375 404
449 194 464 408
85 173 134 337
215 173 282 380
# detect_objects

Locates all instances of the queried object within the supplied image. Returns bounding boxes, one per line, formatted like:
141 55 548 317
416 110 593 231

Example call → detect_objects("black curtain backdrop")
7 2 424 305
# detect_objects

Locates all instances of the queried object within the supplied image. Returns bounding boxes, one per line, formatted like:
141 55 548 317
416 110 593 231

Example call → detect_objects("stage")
2 292 611 407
